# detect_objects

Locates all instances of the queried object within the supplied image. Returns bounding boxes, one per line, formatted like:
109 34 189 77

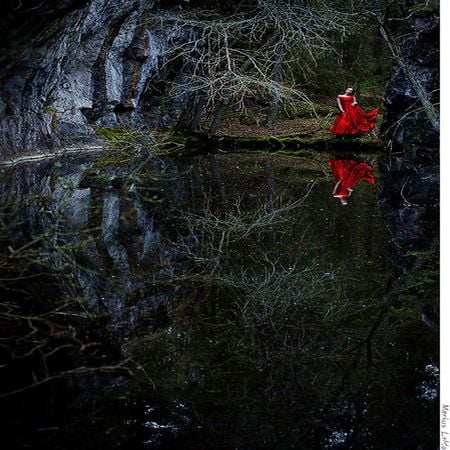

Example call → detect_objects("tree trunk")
209 154 226 205
210 33 280 134
176 93 206 131
209 90 230 134
265 161 276 244
266 35 284 128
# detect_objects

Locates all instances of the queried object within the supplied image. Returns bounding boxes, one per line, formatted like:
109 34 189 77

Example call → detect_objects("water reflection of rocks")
0 150 438 449
1 153 188 338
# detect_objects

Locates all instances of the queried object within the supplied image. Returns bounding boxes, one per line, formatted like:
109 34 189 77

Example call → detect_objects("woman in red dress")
329 87 378 135
328 158 375 205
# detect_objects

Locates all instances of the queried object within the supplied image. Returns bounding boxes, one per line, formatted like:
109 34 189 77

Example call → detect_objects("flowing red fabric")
328 159 375 198
329 95 378 135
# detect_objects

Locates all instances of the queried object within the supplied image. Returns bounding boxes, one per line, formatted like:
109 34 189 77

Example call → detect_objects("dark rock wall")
379 0 439 269
0 0 190 159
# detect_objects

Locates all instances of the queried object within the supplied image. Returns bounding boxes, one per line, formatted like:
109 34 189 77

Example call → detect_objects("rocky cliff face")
0 0 191 160
379 0 439 269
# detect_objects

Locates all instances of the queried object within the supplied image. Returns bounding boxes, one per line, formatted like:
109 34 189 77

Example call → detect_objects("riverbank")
192 100 384 152
0 100 385 166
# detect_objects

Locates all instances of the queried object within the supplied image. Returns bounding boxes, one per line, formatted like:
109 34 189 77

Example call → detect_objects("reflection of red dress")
329 95 378 135
328 159 375 198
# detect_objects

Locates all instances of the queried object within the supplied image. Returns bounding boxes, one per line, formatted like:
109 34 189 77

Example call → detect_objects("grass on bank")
200 99 383 146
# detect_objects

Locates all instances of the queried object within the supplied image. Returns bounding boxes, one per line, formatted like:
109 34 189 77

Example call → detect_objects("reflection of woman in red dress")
328 159 375 205
329 87 378 135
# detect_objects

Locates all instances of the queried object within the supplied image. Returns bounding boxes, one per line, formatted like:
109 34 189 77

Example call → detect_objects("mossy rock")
95 126 155 149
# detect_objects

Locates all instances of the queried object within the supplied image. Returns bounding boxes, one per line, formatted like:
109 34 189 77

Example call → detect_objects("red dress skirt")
329 95 378 135
328 159 375 198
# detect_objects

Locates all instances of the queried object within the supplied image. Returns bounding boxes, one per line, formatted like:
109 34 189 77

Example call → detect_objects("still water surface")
0 149 437 449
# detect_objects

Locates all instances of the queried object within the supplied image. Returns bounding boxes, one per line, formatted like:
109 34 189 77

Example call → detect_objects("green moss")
95 126 138 145
43 106 56 114
239 111 261 126
95 126 155 149
90 149 135 169
408 1 438 14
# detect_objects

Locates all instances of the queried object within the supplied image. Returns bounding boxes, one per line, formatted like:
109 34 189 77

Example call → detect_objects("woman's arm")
351 95 358 106
337 97 344 113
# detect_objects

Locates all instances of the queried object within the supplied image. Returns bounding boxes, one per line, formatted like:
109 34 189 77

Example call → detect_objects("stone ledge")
0 145 105 167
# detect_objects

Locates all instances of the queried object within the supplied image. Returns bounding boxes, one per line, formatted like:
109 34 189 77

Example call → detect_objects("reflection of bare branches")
318 271 410 437
178 182 316 274
0 204 128 398
0 280 131 398
0 363 131 399
184 182 316 243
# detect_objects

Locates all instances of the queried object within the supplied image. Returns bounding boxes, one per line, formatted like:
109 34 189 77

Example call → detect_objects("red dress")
329 95 378 135
328 159 375 198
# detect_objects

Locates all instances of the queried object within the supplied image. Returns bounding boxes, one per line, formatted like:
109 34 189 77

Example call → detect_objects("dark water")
0 149 438 449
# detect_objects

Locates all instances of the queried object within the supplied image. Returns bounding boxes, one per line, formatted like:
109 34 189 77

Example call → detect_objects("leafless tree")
151 1 358 131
